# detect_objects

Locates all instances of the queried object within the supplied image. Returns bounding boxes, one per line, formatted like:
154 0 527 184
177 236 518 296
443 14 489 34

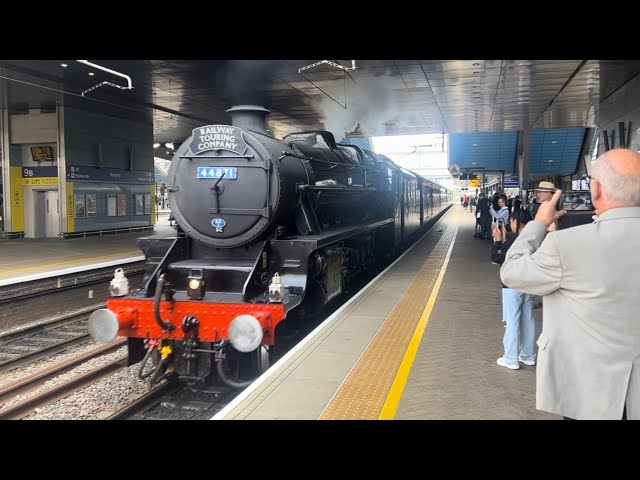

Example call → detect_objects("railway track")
0 348 127 420
0 307 105 374
0 262 380 420
107 383 238 420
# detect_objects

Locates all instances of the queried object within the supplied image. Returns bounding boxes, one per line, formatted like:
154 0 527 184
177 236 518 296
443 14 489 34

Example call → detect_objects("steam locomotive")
88 105 451 387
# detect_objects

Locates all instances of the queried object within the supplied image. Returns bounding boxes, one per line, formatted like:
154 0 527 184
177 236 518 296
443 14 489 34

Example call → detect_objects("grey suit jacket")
500 207 640 420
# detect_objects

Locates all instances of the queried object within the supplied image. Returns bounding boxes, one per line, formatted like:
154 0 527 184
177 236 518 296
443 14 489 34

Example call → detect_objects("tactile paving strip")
320 216 458 420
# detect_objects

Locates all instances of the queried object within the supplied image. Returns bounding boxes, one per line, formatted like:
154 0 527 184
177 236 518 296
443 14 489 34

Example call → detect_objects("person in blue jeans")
491 209 535 370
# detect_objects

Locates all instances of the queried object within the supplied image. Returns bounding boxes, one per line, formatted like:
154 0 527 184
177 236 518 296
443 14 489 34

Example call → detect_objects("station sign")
22 177 58 186
470 179 482 188
460 173 477 181
503 176 519 188
67 165 154 184
21 166 59 186
22 166 57 178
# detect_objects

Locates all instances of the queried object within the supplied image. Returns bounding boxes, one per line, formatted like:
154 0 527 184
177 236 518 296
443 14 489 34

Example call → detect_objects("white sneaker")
497 357 520 370
518 355 536 366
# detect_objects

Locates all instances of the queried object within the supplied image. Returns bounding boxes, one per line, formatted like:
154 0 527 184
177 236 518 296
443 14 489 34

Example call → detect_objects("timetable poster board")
86 194 97 217
107 194 117 217
144 194 151 214
30 146 54 162
74 194 86 219
135 193 144 216
118 194 127 216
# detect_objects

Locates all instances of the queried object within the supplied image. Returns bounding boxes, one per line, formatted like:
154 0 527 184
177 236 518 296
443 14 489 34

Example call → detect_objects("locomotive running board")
306 217 394 247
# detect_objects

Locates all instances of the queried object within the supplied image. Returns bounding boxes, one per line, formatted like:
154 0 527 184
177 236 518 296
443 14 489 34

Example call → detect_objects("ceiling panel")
449 132 519 173
530 128 587 175
1 59 638 152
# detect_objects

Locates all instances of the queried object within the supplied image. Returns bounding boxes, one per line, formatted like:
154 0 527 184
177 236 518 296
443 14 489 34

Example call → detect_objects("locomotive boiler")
88 105 450 387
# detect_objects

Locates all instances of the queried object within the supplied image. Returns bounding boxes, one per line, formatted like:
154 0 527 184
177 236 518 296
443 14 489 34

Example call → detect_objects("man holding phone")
500 148 640 420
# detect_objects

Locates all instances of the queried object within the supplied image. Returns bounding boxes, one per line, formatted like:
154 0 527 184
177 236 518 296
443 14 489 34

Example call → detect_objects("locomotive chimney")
226 105 270 134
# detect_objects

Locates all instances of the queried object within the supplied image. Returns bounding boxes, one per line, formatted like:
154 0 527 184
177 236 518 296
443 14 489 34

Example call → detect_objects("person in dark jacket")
513 195 521 213
476 193 491 239
491 208 534 369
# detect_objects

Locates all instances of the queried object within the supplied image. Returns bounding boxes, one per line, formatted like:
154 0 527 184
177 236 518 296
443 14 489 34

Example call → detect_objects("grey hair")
592 150 640 206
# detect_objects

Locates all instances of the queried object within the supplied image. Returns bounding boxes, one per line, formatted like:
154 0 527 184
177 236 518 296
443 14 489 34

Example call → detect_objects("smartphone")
556 193 568 211
497 219 504 229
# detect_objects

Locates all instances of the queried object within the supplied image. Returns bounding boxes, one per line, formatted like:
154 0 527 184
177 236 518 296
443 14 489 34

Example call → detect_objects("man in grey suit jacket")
500 148 640 420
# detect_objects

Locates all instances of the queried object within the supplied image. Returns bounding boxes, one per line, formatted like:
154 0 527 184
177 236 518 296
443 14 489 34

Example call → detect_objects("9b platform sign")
470 179 482 188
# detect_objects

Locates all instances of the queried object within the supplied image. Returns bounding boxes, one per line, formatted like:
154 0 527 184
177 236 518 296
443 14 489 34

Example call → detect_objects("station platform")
0 211 175 287
214 205 559 420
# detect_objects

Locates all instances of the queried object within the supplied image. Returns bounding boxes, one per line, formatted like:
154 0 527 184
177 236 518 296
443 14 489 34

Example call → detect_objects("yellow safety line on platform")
379 216 459 419
319 208 458 420
0 251 142 277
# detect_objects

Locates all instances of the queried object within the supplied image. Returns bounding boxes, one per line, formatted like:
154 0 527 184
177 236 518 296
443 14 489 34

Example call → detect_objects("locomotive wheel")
220 346 269 383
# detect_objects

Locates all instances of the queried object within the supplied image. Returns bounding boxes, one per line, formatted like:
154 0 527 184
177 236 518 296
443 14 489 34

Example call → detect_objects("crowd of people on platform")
461 148 640 420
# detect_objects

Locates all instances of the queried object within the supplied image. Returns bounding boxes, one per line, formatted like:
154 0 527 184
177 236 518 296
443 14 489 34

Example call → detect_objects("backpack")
490 235 516 265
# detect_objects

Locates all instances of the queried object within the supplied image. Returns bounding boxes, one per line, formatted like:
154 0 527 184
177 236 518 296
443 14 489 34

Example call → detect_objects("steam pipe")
154 274 175 331
138 348 156 379
215 342 256 389
216 357 255 389
149 357 171 385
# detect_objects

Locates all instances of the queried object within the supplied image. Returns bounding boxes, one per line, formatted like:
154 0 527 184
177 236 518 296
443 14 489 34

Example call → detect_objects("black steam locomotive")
88 105 451 387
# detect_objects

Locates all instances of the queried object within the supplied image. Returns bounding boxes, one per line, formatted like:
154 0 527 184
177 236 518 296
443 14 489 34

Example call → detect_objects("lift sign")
197 167 237 179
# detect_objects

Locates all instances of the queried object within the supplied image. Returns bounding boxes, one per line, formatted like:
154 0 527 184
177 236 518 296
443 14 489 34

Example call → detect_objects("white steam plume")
311 68 405 139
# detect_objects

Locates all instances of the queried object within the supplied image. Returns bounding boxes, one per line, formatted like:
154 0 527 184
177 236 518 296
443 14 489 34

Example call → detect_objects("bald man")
500 148 640 420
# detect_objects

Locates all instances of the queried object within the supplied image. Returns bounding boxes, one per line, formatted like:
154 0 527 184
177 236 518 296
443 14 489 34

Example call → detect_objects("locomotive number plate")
197 167 237 179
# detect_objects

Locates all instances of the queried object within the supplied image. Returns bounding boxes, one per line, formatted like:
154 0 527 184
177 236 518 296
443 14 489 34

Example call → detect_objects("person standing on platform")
476 193 492 239
491 209 535 370
513 195 522 213
500 148 640 420
528 181 555 220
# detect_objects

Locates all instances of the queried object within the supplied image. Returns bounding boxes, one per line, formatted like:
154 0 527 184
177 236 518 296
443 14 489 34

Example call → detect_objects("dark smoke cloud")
210 60 273 106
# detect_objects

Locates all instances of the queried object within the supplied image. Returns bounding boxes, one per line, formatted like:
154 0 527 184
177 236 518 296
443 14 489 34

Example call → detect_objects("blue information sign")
66 165 154 184
22 166 58 178
503 176 520 188
197 167 237 180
